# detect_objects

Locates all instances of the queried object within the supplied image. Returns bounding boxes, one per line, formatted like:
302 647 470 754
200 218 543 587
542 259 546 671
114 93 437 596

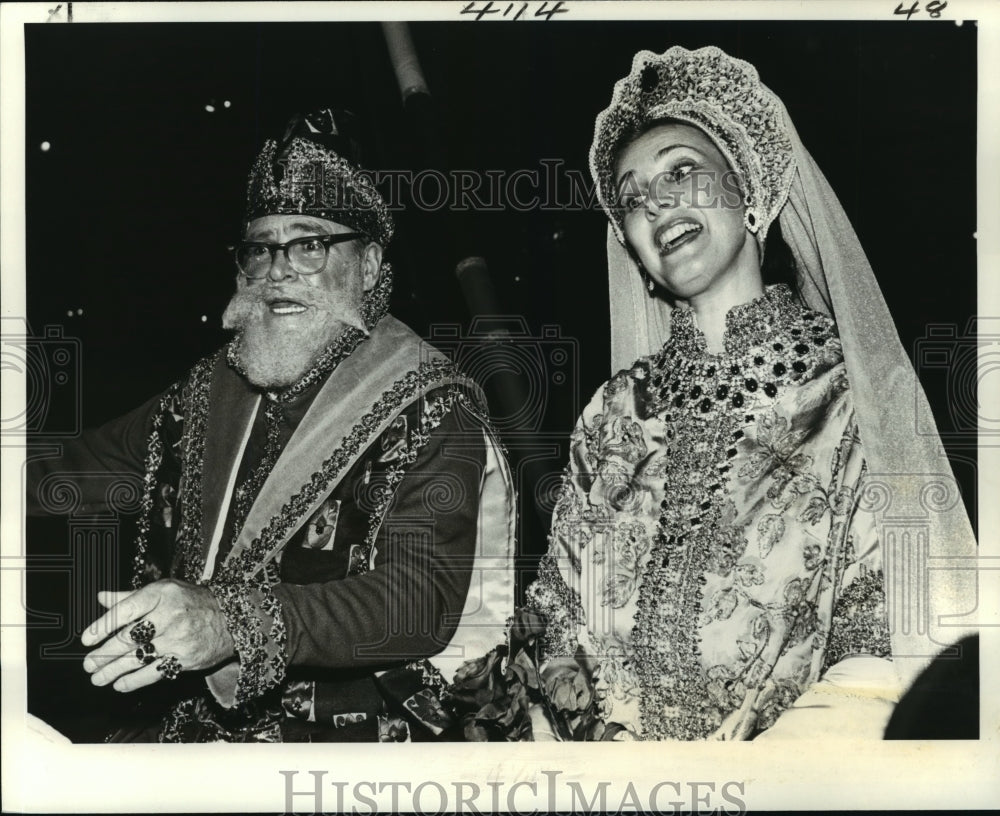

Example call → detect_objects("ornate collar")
667 284 801 359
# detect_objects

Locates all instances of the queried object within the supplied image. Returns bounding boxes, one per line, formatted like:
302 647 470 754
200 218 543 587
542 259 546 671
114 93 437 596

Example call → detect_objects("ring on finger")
156 655 183 681
129 619 156 644
135 641 158 666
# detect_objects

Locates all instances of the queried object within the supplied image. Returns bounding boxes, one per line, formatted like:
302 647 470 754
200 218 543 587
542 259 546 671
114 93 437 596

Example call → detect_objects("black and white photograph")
2 0 997 812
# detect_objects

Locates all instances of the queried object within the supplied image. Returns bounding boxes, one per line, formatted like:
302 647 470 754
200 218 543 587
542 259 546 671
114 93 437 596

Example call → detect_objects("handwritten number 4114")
461 2 568 21
894 1 948 19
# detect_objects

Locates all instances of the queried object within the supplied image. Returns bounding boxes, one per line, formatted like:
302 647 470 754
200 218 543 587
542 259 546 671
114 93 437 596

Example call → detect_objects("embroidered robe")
527 286 891 740
28 315 515 741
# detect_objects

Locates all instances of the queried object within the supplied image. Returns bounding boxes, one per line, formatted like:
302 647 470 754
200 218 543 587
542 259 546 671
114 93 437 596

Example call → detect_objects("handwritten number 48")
894 1 948 19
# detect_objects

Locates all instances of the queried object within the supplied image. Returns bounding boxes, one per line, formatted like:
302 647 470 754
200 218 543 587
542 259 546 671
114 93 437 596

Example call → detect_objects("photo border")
2 1 997 812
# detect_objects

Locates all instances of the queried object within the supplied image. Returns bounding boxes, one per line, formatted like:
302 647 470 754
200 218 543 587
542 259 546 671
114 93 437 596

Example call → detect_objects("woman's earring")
639 265 654 296
744 206 760 234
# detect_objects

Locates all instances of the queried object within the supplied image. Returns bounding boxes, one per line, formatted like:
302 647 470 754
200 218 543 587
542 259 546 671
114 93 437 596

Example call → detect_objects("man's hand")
80 579 236 692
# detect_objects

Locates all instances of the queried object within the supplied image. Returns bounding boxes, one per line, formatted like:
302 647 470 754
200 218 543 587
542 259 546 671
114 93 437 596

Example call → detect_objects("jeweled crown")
244 108 394 247
589 46 796 249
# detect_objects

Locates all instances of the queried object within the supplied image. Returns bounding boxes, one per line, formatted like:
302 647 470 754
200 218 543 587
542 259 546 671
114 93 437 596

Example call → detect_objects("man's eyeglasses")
234 233 364 279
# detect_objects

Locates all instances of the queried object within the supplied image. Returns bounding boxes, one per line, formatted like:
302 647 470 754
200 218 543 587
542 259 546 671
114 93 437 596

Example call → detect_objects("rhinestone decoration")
589 45 796 250
207 574 289 704
129 619 156 644
130 382 182 590
529 285 852 740
824 566 891 669
135 642 158 665
156 655 183 680
173 354 217 585
631 286 843 740
245 137 394 247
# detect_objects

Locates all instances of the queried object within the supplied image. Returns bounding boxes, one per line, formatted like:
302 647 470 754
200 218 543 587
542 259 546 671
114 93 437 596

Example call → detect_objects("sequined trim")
225 327 367 548
527 548 588 658
131 383 182 589
135 326 372 588
208 576 289 704
348 384 468 577
131 340 491 733
361 263 393 332
159 695 283 743
131 354 218 588
824 567 891 669
173 354 218 583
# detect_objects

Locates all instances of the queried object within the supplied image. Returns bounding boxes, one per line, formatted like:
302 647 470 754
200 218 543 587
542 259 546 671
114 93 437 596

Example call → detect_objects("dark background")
23 20 978 740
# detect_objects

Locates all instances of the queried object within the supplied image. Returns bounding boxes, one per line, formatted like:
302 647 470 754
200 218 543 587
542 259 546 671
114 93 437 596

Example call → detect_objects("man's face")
222 214 381 390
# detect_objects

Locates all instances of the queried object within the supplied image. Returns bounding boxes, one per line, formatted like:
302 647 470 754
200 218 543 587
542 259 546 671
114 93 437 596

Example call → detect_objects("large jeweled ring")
156 655 183 681
135 642 157 665
129 619 155 644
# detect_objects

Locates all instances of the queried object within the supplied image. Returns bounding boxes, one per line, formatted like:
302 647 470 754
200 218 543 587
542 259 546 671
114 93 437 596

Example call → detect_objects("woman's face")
614 122 758 302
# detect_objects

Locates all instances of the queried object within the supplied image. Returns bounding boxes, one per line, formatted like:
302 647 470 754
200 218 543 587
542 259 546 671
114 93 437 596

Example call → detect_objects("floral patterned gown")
527 285 891 740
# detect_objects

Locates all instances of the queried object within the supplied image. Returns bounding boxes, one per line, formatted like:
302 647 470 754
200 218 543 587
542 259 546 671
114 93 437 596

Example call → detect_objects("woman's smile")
654 218 703 255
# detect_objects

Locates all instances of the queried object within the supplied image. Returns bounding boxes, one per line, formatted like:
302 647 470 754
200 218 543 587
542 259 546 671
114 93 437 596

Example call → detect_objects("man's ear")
361 242 384 292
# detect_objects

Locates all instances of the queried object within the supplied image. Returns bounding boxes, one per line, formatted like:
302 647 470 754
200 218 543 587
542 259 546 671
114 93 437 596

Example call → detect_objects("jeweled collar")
667 284 801 358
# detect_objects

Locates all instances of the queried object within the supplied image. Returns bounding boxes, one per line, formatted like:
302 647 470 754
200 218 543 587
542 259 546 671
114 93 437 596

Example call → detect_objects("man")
26 109 515 742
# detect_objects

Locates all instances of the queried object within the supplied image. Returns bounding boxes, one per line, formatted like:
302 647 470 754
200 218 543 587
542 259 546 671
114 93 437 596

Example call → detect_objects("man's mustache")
234 285 321 308
222 281 368 334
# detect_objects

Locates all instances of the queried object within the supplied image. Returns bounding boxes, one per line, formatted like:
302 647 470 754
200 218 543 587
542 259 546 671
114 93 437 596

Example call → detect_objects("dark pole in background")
380 22 452 320
381 26 555 592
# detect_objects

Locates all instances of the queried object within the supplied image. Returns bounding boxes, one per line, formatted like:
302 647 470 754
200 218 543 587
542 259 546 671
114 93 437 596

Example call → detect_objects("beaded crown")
245 108 394 247
589 45 796 249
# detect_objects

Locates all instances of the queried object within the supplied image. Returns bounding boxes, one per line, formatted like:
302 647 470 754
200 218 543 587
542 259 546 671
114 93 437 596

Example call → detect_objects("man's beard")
221 282 367 390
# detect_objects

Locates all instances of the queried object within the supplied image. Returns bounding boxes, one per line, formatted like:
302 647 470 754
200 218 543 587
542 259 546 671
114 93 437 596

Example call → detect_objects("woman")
522 45 978 741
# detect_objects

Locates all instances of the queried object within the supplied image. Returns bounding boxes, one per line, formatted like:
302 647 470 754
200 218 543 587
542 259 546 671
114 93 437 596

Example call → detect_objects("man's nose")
267 248 298 282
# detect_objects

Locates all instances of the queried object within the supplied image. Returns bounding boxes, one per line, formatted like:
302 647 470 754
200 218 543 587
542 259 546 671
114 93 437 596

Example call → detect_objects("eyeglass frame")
234 232 365 279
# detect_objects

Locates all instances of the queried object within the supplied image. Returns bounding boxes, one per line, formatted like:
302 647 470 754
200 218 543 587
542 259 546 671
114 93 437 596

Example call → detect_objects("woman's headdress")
244 108 394 247
590 45 795 252
591 45 978 692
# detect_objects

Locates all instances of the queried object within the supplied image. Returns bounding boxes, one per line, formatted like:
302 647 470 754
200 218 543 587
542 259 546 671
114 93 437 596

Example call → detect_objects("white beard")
221 281 367 390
